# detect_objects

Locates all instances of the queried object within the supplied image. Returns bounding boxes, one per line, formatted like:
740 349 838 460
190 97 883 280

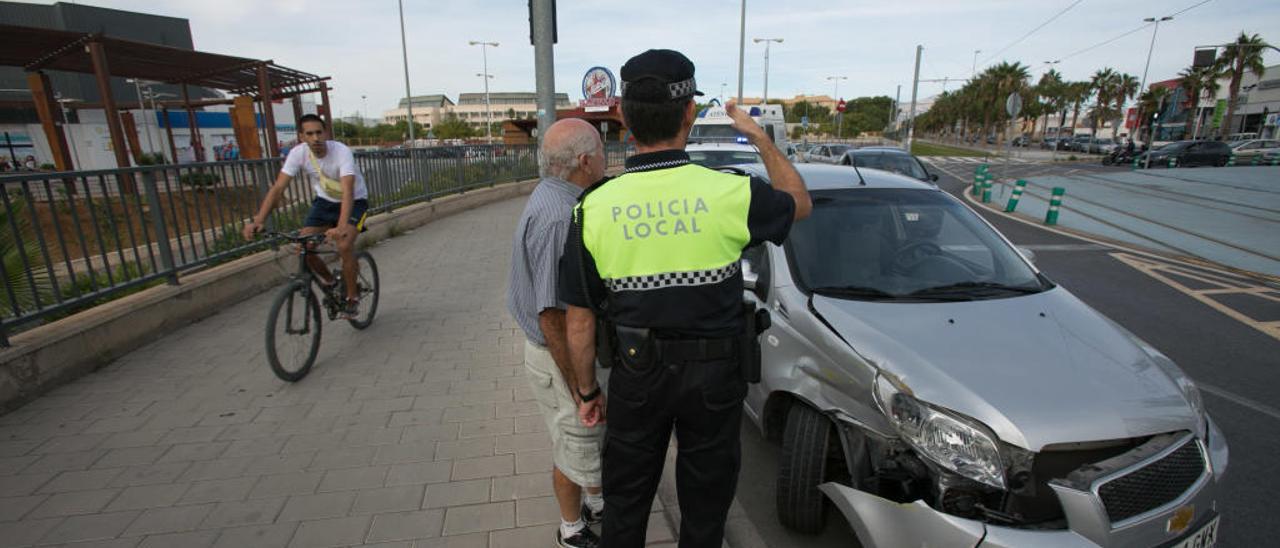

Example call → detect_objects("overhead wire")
981 0 1085 64
1053 0 1216 63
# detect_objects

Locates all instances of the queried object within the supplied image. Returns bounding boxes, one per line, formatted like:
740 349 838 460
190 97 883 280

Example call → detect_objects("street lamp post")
146 91 176 161
397 0 416 144
1138 15 1173 145
126 78 156 154
972 50 981 77
826 75 847 138
469 41 499 142
361 95 368 128
720 83 727 104
753 38 783 103
736 0 746 104
54 94 82 170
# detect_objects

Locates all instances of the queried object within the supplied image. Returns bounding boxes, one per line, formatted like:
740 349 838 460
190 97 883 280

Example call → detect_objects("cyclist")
243 114 369 318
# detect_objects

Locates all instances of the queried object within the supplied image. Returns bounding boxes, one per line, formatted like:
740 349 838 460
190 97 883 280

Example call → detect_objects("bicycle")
263 231 380 381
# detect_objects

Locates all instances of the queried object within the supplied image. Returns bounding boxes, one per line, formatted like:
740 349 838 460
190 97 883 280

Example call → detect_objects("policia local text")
611 196 710 240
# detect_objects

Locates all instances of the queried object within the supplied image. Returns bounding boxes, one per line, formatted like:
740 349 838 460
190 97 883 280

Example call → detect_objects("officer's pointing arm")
727 102 811 220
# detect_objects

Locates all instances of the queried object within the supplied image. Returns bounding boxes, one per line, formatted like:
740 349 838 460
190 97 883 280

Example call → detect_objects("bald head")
539 118 604 186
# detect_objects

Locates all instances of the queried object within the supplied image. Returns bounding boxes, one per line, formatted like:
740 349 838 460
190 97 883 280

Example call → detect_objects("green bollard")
981 178 993 203
1132 156 1140 170
1227 153 1236 167
1251 154 1261 166
1005 180 1027 212
1168 156 1177 169
1045 187 1065 225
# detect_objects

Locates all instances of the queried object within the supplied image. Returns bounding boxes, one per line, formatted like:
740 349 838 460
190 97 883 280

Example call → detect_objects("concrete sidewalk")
982 166 1280 277
0 197 678 547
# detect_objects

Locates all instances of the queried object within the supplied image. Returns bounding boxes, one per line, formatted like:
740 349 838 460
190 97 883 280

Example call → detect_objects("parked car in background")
1011 135 1031 147
1039 136 1071 150
837 148 938 184
794 142 816 162
1140 140 1233 167
1088 137 1118 155
1225 132 1258 143
806 144 854 165
1229 139 1280 160
736 162 1227 547
1068 135 1093 152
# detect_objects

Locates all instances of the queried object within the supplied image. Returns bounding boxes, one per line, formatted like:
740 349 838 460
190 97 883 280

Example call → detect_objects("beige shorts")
523 339 605 488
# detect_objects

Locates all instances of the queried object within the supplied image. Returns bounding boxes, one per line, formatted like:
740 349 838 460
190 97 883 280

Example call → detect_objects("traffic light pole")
905 45 922 152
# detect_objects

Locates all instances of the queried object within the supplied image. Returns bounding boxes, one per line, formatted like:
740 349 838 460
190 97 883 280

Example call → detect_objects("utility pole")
397 0 416 144
906 45 923 152
753 38 783 103
889 84 901 130
469 41 500 142
972 49 981 77
826 76 846 138
736 0 746 104
1138 15 1172 145
532 0 556 143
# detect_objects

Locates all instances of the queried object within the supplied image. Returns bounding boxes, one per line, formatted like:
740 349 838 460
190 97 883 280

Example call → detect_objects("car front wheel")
777 402 834 534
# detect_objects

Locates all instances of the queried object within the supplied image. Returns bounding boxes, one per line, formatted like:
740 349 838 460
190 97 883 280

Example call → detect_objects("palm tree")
1036 69 1065 141
1089 68 1120 137
1066 81 1092 138
1178 65 1215 139
1114 74 1140 138
1214 32 1268 138
1137 87 1171 143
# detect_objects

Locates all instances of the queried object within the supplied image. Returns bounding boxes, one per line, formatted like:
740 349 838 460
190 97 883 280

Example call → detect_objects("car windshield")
687 149 762 167
689 125 745 141
786 189 1045 300
851 154 928 180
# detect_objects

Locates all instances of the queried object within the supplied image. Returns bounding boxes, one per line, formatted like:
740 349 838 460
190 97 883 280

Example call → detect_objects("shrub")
180 172 222 187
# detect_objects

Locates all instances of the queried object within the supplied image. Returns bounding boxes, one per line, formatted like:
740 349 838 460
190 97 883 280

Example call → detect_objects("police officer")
559 49 811 548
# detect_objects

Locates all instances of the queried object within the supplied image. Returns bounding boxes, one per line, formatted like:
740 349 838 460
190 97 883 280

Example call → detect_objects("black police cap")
620 49 705 103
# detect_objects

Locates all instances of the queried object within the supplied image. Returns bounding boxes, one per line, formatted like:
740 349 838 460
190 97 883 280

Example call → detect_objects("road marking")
1199 383 1280 421
1110 252 1280 342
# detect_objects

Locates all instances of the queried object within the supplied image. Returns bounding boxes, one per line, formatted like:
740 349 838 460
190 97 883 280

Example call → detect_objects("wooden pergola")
0 24 333 171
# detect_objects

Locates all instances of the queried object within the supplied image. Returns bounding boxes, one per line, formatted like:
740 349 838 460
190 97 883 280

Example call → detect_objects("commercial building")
453 92 570 130
382 94 454 129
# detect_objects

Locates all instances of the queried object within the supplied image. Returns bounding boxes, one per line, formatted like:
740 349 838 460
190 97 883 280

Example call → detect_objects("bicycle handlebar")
264 231 327 245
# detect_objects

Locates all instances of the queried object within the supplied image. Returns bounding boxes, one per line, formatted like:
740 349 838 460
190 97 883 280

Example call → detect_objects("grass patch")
910 142 990 157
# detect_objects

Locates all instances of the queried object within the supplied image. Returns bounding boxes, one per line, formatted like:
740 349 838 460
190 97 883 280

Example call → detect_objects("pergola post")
88 39 135 192
181 84 205 162
318 81 333 129
162 107 178 163
292 95 303 129
257 63 279 157
25 71 74 171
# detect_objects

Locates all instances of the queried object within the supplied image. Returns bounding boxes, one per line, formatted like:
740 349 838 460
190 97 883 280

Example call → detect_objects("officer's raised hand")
725 101 769 144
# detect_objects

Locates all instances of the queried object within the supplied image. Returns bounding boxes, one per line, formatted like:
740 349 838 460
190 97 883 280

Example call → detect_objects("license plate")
1172 515 1219 548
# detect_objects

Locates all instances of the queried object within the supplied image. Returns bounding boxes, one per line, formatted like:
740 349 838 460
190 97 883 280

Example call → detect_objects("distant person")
242 114 369 318
0 158 11 172
23 155 37 170
506 118 608 548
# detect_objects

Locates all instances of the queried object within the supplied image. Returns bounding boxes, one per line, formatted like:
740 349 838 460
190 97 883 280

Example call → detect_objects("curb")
656 438 767 548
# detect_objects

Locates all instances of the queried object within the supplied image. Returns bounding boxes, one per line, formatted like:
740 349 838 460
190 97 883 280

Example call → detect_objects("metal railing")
0 142 632 345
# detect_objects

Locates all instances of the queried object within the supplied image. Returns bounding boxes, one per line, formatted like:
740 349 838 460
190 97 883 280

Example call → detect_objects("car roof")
846 147 913 156
685 142 759 152
732 163 937 191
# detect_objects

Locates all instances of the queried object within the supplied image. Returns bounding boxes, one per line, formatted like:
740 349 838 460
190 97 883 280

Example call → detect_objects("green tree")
1036 69 1065 141
1214 32 1268 138
1177 65 1219 139
433 114 475 140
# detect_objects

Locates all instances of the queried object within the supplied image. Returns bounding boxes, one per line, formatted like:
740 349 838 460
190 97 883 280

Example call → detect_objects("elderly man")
506 118 608 548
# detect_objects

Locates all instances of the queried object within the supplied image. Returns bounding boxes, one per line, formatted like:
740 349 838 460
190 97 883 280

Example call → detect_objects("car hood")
812 287 1198 451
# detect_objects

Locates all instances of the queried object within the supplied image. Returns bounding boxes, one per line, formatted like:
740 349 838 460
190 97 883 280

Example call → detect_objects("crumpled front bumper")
819 417 1229 548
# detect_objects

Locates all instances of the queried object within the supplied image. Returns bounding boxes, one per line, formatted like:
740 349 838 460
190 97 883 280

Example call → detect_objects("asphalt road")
734 159 1280 547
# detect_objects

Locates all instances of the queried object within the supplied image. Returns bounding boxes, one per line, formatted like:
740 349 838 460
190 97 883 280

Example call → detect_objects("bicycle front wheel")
265 282 322 382
347 251 380 329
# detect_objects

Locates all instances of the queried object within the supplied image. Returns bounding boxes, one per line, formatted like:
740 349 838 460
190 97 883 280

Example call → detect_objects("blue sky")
26 0 1280 118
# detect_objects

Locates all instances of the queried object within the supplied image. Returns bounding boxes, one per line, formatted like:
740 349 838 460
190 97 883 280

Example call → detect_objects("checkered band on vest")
604 261 740 292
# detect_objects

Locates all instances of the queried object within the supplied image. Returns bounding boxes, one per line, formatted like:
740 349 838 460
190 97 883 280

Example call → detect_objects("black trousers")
601 355 747 548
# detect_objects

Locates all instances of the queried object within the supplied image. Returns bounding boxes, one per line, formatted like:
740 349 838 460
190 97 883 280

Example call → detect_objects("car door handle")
774 301 790 319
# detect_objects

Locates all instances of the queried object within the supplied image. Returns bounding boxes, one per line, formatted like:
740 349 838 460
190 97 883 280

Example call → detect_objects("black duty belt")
654 337 738 362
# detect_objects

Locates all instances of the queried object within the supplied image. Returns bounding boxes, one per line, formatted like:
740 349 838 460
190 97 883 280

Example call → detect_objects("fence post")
142 171 179 285
1045 187 1065 225
1005 179 1027 212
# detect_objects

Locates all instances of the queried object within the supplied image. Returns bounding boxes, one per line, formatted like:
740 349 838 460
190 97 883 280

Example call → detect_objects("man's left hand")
325 224 354 243
579 396 606 427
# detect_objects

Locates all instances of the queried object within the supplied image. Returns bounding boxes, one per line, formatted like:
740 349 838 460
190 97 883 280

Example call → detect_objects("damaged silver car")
737 164 1228 547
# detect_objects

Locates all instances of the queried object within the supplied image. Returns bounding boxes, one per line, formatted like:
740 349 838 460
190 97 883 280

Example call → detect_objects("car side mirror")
742 260 758 290
1016 246 1037 265
929 173 939 182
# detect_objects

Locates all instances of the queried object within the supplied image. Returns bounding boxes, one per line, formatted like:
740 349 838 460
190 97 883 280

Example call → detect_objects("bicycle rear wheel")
347 251 380 329
265 282 322 382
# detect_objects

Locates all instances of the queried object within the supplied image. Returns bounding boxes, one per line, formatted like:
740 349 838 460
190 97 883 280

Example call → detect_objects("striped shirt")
506 176 582 346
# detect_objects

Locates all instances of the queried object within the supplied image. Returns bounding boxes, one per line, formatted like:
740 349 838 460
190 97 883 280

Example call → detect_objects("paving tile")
82 417 151 435
387 410 446 429
494 432 552 455
103 483 190 512
40 510 141 544
38 468 125 493
97 430 167 451
287 515 371 548
450 455 512 481
199 497 286 529
489 523 559 548
157 442 232 463
210 523 298 548
92 446 169 469
495 400 541 419
365 509 445 543
371 442 436 466
422 479 491 509
243 452 316 476
122 503 215 537
46 537 142 548
215 423 282 442
413 533 488 548
317 465 388 492
0 516 63 546
384 461 452 487
397 425 457 445
440 405 494 424
157 426 225 445
433 438 495 461
490 473 554 501
0 494 46 521
513 450 552 475
442 501 514 536
136 530 219 548
281 432 346 455
458 419 512 440
248 472 323 499
22 450 106 475
351 485 425 515
512 415 547 434
178 477 256 504
221 438 288 459
108 462 192 487
276 491 357 522
176 457 254 483
515 496 561 527
307 447 376 472
34 434 109 455
0 455 39 475
360 398 415 416
27 488 120 518
343 428 406 448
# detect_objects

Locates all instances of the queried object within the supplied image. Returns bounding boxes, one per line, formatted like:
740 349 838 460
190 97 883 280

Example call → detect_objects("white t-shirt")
281 141 368 203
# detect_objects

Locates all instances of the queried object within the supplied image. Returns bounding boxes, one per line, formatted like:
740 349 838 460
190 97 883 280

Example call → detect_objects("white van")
689 105 789 148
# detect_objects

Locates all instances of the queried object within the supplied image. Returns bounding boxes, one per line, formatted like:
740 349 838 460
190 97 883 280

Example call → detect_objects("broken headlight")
874 374 1006 489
